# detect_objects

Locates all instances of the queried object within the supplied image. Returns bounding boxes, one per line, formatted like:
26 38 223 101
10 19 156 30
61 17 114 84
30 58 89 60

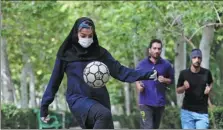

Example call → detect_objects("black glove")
145 70 158 80
40 107 50 123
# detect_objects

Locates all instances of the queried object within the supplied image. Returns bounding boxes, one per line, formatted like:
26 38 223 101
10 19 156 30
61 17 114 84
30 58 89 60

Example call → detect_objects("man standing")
136 39 174 129
176 49 213 129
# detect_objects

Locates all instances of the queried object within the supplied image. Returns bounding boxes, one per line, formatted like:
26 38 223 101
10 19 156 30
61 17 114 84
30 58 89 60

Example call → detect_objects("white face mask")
78 37 93 48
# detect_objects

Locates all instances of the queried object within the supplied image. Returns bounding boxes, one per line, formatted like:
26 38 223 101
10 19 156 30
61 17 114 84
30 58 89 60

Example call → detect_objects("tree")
2 1 70 108
1 3 15 104
174 17 187 107
1 38 15 104
2 1 223 112
199 23 215 69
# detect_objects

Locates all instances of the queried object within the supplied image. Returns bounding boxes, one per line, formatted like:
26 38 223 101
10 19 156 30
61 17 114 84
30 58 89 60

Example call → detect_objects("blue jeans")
181 109 209 129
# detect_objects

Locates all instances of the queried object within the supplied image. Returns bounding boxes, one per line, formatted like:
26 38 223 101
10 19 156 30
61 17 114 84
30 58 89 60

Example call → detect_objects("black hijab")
57 17 106 62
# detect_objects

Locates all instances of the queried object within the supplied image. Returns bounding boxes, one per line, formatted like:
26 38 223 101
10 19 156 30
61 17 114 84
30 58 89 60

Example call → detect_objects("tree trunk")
132 33 139 67
28 63 36 108
199 24 214 69
156 28 166 58
20 55 29 108
20 65 29 108
174 19 187 107
1 5 15 104
124 82 130 116
20 53 37 108
1 38 15 104
132 32 140 110
216 45 223 84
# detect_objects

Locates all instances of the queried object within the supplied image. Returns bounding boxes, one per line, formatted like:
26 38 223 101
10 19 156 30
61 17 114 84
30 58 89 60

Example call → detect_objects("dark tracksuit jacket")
41 51 153 128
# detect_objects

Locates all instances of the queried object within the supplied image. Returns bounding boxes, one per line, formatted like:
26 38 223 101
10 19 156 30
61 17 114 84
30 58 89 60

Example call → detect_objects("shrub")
113 106 223 129
1 104 78 129
1 104 38 129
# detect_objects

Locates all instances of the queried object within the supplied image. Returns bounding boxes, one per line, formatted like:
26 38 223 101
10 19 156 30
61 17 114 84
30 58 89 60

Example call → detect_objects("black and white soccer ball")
83 61 110 88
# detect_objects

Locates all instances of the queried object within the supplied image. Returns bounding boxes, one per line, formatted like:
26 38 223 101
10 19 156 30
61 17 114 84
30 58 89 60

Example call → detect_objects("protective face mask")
78 37 93 48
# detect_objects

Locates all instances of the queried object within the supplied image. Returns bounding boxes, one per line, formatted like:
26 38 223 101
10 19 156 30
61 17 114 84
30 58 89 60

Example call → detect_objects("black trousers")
85 103 114 129
139 105 165 129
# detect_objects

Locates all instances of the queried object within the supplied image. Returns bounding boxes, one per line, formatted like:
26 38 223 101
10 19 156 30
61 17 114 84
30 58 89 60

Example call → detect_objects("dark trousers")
139 105 165 129
85 103 114 129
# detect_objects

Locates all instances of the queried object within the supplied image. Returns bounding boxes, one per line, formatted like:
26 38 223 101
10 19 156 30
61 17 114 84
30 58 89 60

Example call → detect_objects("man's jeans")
181 109 209 129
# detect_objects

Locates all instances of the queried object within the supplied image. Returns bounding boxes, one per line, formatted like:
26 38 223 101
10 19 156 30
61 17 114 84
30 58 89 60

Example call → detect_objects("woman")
40 17 157 129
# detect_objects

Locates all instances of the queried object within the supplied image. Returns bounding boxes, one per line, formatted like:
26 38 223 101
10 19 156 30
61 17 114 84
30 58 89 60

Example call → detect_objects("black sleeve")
207 70 213 85
177 70 184 87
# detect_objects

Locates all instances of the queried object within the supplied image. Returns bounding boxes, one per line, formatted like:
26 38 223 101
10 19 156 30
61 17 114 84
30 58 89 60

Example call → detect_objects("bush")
160 106 181 129
2 104 223 129
209 107 223 129
1 104 38 129
113 106 223 129
1 104 78 129
113 113 140 129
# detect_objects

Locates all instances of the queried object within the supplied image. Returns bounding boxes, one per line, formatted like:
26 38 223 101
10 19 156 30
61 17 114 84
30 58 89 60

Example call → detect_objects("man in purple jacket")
136 39 174 129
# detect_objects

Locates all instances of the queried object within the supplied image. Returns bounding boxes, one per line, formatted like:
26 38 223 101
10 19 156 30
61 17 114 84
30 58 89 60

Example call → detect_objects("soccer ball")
83 61 110 88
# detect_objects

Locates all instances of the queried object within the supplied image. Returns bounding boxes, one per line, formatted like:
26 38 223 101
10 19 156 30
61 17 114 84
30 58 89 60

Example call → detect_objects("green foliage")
160 106 181 129
1 104 223 129
113 106 223 129
1 104 38 129
209 107 223 128
2 1 71 100
161 106 223 129
1 104 76 129
2 1 223 111
113 113 140 129
107 78 124 105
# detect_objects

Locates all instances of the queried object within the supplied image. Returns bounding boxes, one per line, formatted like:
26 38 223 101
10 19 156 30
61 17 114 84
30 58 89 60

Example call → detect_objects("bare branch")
189 23 223 41
170 11 192 28
207 23 223 27
171 14 183 27
164 28 196 49
211 1 222 23
183 35 196 49
213 6 222 23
